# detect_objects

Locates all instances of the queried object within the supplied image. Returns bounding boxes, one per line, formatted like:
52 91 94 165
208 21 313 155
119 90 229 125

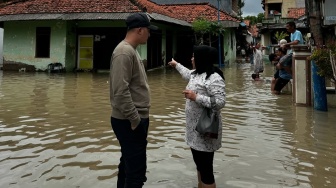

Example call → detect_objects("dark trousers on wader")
111 117 149 188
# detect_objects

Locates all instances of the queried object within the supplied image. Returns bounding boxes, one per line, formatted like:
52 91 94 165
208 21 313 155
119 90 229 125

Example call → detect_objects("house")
259 0 307 55
0 0 239 72
144 0 241 64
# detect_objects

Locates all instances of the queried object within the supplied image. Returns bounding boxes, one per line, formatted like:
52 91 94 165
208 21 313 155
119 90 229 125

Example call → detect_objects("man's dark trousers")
111 117 149 188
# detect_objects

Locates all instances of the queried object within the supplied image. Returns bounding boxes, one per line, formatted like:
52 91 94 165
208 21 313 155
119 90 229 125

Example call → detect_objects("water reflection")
0 62 335 188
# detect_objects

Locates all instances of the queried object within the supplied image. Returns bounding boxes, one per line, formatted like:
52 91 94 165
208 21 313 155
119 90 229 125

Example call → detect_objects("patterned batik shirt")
253 49 264 73
176 63 226 152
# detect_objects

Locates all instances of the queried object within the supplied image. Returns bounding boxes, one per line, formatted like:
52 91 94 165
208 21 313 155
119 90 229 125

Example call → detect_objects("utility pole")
217 0 222 68
306 0 323 46
306 0 328 111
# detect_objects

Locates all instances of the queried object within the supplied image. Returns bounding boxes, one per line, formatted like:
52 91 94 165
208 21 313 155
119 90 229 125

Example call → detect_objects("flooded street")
0 62 336 188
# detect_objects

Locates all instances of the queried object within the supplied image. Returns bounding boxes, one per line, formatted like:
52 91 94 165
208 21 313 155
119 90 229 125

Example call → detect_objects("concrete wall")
296 0 305 7
261 32 272 55
327 93 336 107
282 1 297 17
223 28 236 64
3 21 67 71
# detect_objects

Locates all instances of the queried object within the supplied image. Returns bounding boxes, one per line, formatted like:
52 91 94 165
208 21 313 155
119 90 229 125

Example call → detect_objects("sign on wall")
323 0 336 25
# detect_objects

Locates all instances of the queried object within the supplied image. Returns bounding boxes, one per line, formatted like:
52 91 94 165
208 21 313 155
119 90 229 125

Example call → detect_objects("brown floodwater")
0 62 335 188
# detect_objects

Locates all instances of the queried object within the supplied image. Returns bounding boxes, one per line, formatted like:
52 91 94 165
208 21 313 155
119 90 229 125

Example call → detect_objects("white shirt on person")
175 63 226 152
253 48 264 73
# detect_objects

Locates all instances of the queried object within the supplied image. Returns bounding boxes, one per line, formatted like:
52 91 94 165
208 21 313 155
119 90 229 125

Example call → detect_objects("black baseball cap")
126 12 158 30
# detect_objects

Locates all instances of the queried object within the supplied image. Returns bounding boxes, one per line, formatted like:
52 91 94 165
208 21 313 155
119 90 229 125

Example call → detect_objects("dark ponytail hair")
192 45 225 80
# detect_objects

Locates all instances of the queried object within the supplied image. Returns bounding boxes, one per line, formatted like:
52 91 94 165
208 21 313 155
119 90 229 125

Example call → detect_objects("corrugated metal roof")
220 20 240 28
60 13 132 20
150 13 191 27
0 13 136 21
0 14 63 21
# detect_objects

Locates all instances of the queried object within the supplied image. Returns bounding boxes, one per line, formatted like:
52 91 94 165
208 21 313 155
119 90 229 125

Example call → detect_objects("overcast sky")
242 0 264 16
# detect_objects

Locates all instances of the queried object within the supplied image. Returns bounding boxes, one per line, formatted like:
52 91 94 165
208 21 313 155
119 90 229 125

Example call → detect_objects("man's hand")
131 118 141 130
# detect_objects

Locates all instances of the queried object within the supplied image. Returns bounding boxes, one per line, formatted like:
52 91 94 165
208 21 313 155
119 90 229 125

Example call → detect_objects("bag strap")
203 76 217 110
210 96 217 110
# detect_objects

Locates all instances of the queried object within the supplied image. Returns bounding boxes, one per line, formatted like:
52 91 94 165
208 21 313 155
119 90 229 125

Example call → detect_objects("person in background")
279 39 287 47
273 47 293 94
168 45 226 188
285 21 304 53
246 43 253 63
252 42 264 80
241 47 246 60
268 46 287 93
249 42 254 64
109 12 158 188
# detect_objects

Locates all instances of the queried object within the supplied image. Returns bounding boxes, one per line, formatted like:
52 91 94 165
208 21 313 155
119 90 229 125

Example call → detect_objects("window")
35 27 51 58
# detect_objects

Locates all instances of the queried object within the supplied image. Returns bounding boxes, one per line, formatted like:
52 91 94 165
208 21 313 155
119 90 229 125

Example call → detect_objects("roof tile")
0 0 140 14
0 0 239 23
136 0 239 23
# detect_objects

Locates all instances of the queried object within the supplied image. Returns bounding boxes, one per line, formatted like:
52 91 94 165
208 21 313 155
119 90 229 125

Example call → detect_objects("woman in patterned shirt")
252 42 264 79
169 45 226 188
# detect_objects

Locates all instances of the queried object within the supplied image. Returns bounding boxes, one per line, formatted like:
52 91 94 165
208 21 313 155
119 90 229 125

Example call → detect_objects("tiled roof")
0 0 239 24
160 3 240 23
0 0 141 14
287 8 305 19
136 0 240 24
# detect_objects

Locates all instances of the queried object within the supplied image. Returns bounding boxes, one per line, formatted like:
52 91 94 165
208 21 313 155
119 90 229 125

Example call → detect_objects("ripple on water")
0 65 336 187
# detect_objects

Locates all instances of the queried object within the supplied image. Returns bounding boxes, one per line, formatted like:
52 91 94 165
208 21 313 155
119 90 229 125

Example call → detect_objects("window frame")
35 27 51 58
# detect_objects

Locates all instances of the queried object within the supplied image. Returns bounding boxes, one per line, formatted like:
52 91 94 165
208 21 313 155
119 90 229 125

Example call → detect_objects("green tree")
243 13 264 25
192 17 225 46
192 18 211 45
256 13 264 23
243 15 257 25
237 0 245 19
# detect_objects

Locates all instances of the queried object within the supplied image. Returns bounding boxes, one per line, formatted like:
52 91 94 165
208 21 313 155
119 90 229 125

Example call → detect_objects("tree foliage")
192 18 211 36
256 13 264 23
191 17 225 46
237 0 245 19
243 13 264 25
310 40 336 83
274 31 289 42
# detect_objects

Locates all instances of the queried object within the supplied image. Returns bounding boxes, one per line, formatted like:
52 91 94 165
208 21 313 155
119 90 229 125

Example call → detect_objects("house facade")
0 0 239 72
143 0 240 64
260 0 307 55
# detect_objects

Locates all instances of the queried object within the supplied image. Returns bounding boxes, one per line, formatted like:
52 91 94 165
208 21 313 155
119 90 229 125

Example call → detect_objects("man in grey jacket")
109 12 158 188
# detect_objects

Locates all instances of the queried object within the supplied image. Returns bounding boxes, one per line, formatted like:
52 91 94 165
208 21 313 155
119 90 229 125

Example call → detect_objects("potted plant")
274 31 289 44
310 40 336 89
